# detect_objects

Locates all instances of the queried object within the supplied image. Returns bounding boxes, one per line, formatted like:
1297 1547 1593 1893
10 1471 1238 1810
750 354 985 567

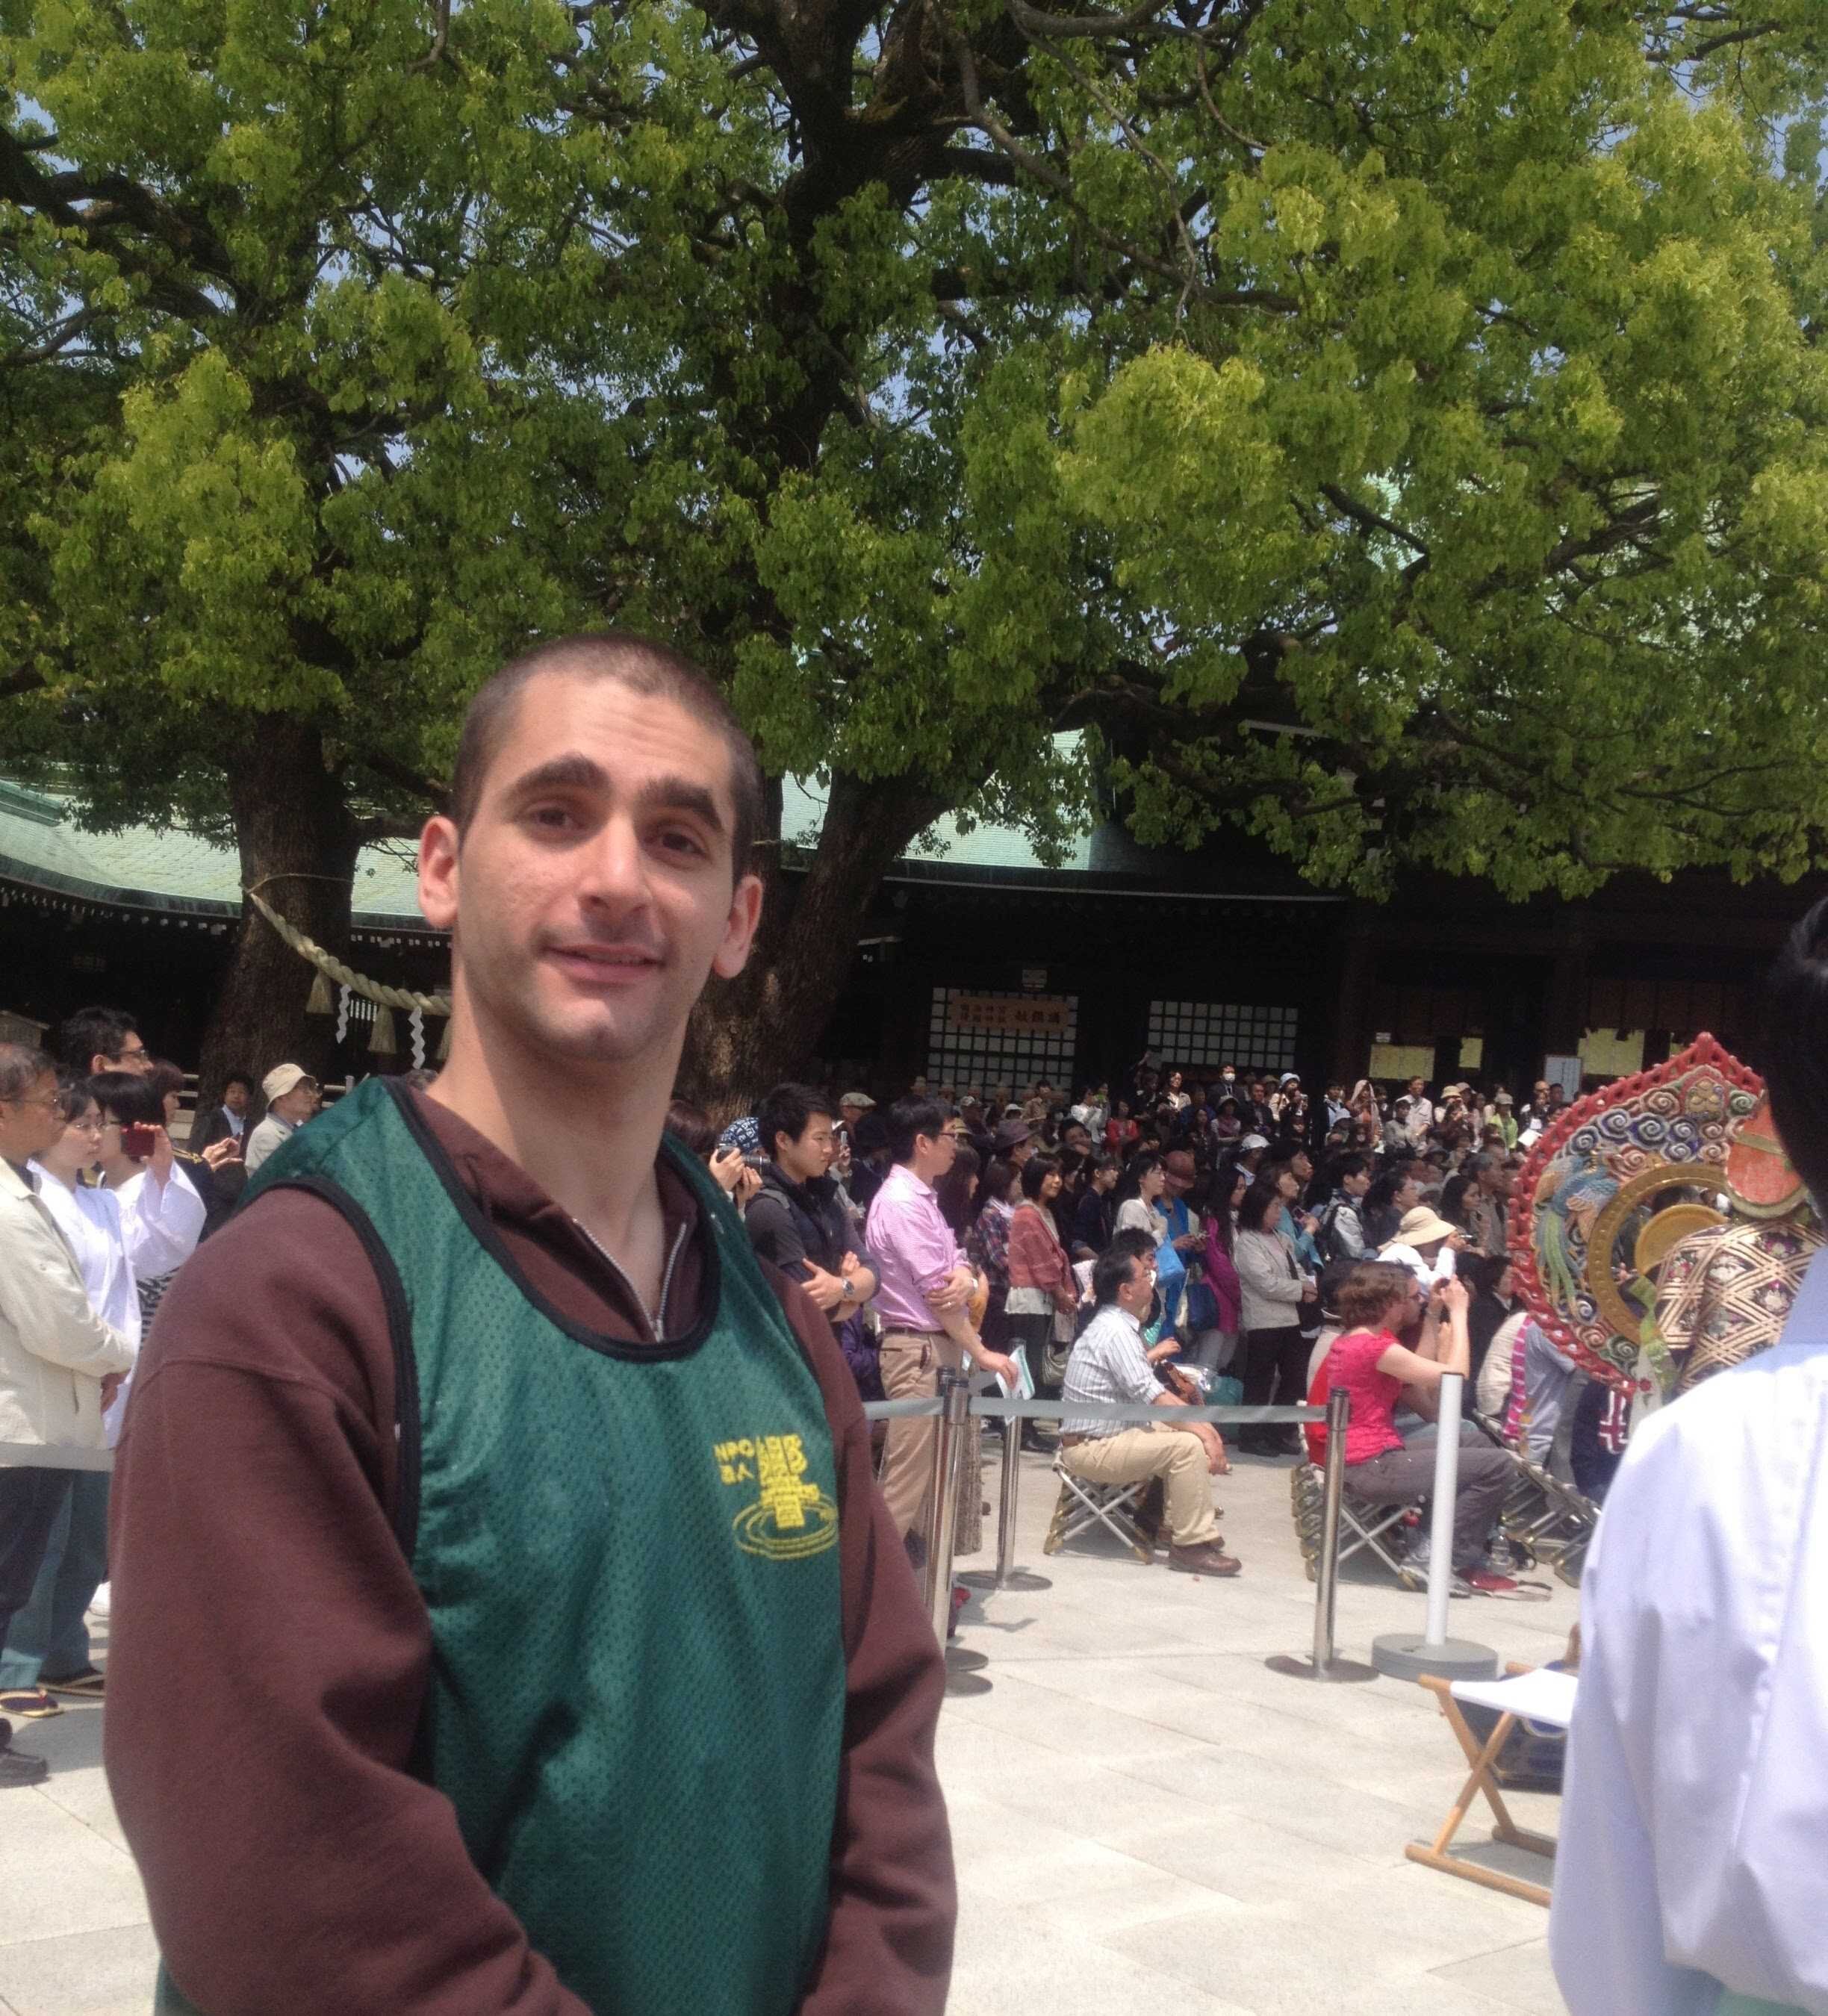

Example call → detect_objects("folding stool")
1289 1462 1426 1590
1406 1664 1576 1906
1470 1412 1598 1582
1042 1456 1154 1564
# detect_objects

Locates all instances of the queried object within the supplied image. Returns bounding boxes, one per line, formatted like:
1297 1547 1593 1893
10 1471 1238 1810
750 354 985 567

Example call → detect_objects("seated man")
1058 1237 1240 1577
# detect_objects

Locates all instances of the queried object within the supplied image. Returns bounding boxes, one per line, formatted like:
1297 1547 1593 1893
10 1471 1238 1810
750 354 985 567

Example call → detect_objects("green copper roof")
0 781 427 927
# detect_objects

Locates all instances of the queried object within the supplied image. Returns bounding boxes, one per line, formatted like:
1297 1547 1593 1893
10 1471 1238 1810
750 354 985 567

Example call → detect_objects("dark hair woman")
1005 1154 1076 1447
1231 1175 1316 1455
1187 1160 1248 1380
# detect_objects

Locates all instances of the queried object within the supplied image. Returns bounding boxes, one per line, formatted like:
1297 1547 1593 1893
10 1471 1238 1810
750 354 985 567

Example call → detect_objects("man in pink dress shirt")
865 1097 1019 1555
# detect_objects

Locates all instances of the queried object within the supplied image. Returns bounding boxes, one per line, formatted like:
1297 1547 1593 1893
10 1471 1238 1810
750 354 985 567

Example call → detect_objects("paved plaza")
0 1445 1577 2015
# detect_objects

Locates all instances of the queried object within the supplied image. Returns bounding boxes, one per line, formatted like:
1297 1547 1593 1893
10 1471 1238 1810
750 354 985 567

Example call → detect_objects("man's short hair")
448 631 765 876
756 1083 833 1165
1106 1225 1156 1269
1760 895 1828 1204
57 1005 138 1068
886 1095 948 1164
1332 1153 1370 1184
224 1069 255 1095
1092 1242 1148 1307
0 1041 51 1104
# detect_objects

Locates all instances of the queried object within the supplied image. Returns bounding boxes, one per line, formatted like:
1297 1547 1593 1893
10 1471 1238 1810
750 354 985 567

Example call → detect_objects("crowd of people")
654 1053 1593 1599
0 989 1584 1805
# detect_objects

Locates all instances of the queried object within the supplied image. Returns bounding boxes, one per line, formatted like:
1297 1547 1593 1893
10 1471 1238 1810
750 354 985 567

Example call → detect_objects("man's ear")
711 871 765 980
419 815 460 932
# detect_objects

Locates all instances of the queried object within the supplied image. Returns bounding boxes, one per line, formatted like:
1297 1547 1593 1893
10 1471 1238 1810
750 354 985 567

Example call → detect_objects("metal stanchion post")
923 1372 991 1693
1372 1371 1497 1682
1266 1391 1377 1682
960 1401 1051 1594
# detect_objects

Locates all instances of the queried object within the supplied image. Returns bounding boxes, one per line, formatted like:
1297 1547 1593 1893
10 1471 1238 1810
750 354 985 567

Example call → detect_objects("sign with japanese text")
946 994 1073 1035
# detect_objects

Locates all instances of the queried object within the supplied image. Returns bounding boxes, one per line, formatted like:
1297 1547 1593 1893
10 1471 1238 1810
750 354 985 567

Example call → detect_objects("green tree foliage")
1039 0 1828 899
4 0 1827 1095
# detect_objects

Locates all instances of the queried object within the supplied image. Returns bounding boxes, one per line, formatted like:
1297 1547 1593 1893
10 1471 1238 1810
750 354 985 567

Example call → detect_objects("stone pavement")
940 1437 1577 2016
0 1446 1578 2015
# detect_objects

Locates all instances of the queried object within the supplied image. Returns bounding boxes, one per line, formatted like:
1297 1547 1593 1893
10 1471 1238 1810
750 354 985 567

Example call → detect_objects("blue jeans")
0 1471 109 1690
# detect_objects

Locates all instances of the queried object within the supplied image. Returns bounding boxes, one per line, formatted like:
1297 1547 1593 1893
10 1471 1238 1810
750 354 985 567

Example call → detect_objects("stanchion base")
1263 1652 1379 1684
957 1569 1053 1592
943 1644 992 1694
1370 1633 1498 1684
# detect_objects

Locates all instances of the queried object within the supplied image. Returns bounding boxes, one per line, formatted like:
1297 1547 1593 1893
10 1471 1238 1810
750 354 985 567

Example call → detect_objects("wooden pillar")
1542 926 1590 1067
1328 909 1379 1087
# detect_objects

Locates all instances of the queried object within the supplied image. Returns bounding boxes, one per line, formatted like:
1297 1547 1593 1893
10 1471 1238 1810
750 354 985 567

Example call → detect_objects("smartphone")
120 1122 159 1160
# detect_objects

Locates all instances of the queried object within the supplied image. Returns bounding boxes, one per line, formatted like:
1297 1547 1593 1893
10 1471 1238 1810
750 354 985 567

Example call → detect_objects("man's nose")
577 815 652 912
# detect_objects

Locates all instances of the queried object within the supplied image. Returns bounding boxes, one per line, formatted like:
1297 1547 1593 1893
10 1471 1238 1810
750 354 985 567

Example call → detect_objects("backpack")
1315 1198 1361 1266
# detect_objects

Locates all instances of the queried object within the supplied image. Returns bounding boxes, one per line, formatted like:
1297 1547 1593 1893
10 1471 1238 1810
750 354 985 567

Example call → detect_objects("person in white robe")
1552 899 1828 2016
0 1077 203 1712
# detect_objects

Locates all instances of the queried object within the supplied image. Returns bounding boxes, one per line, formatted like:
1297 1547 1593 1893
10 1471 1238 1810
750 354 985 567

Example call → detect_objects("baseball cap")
261 1063 316 1103
1163 1149 1196 1189
839 1090 875 1110
1495 1090 1514 1105
1240 1133 1270 1151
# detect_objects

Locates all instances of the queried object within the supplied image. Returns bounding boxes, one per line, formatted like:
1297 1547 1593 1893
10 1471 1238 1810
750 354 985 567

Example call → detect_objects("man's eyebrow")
499 757 729 838
500 753 611 800
635 775 727 836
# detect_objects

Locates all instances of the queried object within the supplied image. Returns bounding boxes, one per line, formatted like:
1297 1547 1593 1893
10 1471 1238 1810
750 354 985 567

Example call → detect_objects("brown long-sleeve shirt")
105 1092 954 2014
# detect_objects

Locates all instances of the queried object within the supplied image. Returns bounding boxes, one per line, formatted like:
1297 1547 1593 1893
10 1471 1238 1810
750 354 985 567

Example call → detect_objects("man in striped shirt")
1059 1237 1240 1578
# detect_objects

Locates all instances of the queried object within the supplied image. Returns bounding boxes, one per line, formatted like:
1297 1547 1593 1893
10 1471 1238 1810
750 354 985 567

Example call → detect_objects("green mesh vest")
160 1078 845 2015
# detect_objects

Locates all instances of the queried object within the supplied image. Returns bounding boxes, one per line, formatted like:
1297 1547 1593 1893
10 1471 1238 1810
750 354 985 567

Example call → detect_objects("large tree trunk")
680 770 946 1119
196 721 360 1116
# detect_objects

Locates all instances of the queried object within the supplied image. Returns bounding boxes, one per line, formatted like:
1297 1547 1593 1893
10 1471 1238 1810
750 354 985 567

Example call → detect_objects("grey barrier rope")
862 1398 1324 1426
874 1387 1365 1688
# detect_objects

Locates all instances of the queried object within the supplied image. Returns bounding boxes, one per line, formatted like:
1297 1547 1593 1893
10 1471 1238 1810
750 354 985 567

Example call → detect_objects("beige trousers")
877 1330 966 1543
1062 1425 1220 1547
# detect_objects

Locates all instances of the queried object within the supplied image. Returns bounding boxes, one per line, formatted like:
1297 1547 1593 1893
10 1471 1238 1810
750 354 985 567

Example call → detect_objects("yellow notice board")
1579 1028 1645 1079
1368 1043 1434 1083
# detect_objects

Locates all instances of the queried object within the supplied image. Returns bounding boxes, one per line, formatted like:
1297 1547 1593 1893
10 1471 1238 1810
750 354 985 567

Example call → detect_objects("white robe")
114 1163 206 1281
1550 1249 1828 2016
28 1168 143 1446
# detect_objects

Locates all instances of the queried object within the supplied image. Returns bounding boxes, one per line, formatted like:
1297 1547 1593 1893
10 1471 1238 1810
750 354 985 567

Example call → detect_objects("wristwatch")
840 1277 856 1301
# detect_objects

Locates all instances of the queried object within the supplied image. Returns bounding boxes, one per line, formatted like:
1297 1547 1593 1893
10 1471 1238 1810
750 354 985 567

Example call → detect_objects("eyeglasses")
5 1092 60 1114
67 1114 105 1135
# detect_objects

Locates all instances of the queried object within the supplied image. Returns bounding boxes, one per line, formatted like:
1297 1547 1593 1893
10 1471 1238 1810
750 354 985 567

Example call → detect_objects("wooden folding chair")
1405 1665 1577 1906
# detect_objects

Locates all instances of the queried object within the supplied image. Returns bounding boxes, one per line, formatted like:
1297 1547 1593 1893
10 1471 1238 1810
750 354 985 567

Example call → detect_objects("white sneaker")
87 1583 110 1620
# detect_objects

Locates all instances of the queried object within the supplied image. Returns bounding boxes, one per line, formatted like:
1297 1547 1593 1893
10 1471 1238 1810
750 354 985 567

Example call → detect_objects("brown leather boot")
1167 1540 1242 1577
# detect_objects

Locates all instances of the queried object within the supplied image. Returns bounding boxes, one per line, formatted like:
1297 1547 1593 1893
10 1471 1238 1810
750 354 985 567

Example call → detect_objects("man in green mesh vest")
105 635 956 2014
